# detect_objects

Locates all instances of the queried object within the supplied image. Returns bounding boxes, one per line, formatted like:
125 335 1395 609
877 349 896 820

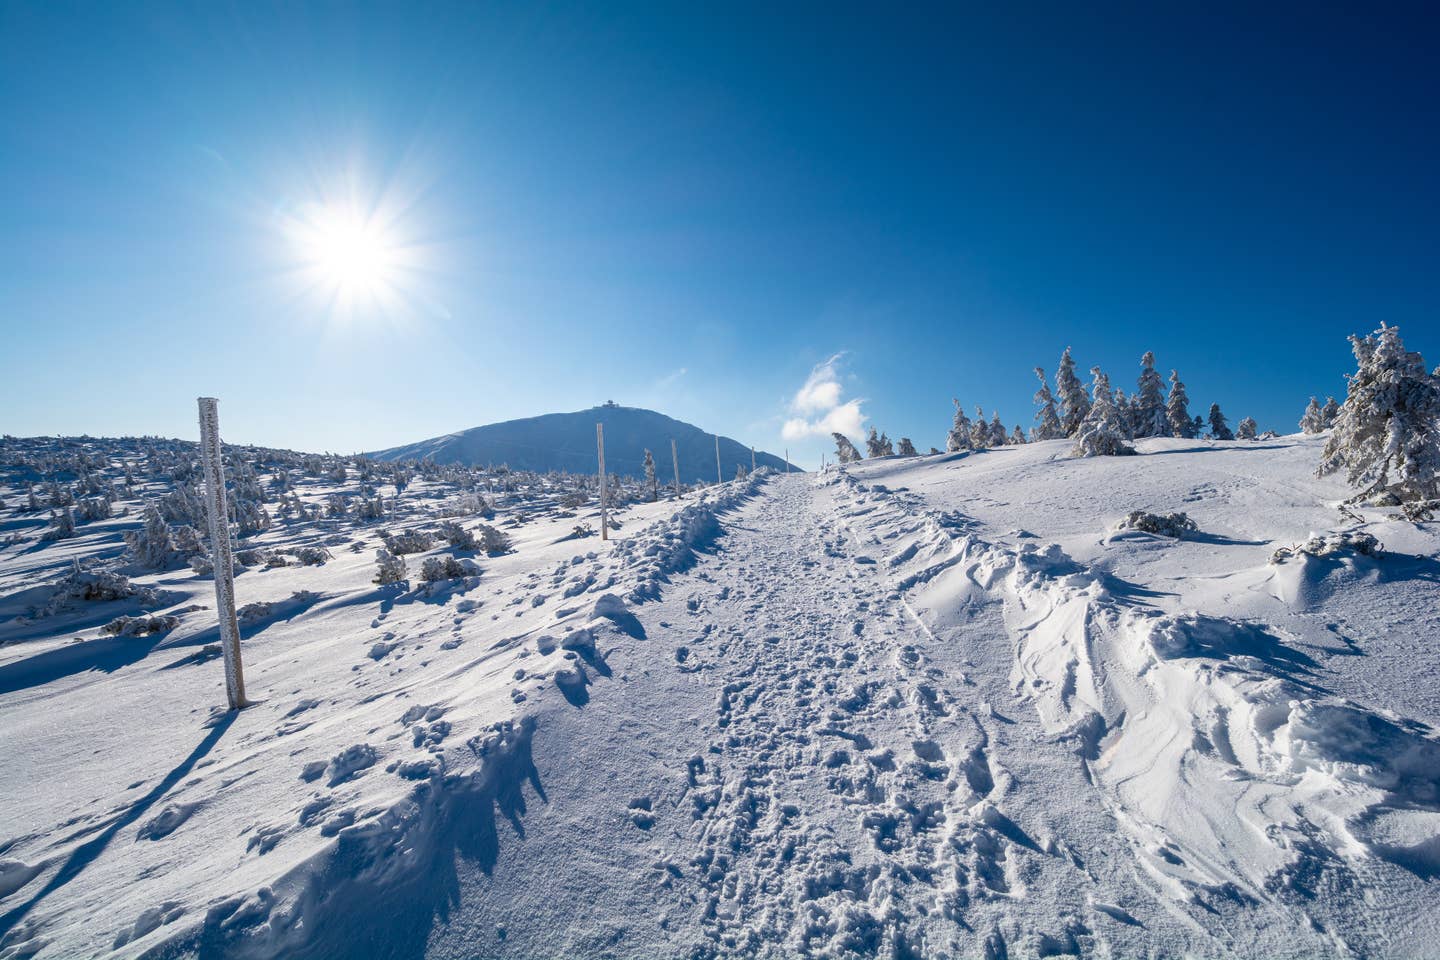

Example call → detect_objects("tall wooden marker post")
715 435 722 484
670 438 680 499
197 397 247 711
596 422 608 540
751 446 756 473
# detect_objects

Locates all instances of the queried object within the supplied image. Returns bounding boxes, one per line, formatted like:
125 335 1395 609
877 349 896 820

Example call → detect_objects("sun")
282 198 417 319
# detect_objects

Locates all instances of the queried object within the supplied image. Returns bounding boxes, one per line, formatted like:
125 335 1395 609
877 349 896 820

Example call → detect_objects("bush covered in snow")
438 520 478 551
1271 530 1382 564
125 504 174 568
374 549 407 585
419 555 481 582
475 523 512 555
382 529 434 555
102 614 180 637
1117 510 1198 538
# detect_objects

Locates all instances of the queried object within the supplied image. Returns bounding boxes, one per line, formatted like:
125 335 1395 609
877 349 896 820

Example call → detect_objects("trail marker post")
671 438 680 499
597 423 608 540
715 435 722 484
197 397 247 711
785 449 790 473
751 446 756 473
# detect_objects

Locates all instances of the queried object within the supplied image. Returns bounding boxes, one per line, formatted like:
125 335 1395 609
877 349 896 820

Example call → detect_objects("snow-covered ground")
2 434 1438 958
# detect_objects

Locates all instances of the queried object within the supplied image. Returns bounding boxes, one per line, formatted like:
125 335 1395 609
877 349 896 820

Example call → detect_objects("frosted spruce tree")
643 449 657 501
988 412 1008 447
879 432 894 456
970 406 990 449
1318 324 1440 517
865 428 885 458
1167 371 1196 438
832 433 863 463
1113 388 1136 439
1299 397 1326 434
897 437 917 456
1009 425 1027 445
1236 416 1258 440
1208 403 1234 440
1321 396 1341 428
374 549 407 585
1032 368 1064 440
946 401 973 451
1055 347 1091 436
1070 368 1136 457
125 503 174 569
1135 351 1168 438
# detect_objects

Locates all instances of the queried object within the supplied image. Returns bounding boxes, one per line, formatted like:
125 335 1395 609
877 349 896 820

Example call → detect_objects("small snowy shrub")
438 520 478 551
188 554 214 576
374 549 407 585
476 523 512 555
290 546 332 566
1235 416 1258 440
383 529 434 555
41 506 77 541
1271 531 1381 564
125 504 174 568
419 555 480 582
75 496 112 523
102 614 180 637
1117 511 1197 538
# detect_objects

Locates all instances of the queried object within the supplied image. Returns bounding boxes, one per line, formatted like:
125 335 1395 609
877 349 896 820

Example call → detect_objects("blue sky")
3 3 1437 467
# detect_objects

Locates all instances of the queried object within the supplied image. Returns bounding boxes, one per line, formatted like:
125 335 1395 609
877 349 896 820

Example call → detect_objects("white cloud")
654 367 687 390
781 354 865 440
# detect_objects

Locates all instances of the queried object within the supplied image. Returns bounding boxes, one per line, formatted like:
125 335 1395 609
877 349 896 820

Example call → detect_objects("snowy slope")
2 434 1439 959
369 405 791 479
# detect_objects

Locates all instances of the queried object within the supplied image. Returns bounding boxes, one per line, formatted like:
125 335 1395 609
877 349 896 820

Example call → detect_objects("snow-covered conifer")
1208 403 1234 441
969 406 990 450
1070 367 1136 458
1032 368 1064 440
1321 396 1341 428
1319 324 1440 516
1235 416 1258 440
1300 397 1326 434
43 506 77 541
643 449 657 501
946 401 973 451
125 503 174 568
878 432 894 456
988 412 1007 447
1135 351 1168 438
1010 425 1027 445
832 433 862 463
1055 347 1091 436
865 428 885 458
1113 388 1136 439
897 438 917 456
1167 371 1195 438
476 523 512 555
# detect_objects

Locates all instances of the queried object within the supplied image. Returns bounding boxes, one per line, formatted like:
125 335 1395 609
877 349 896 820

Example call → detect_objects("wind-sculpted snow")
823 463 1440 950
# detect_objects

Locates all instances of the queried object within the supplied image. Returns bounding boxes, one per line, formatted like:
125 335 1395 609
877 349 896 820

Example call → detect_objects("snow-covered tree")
374 548 407 585
865 428 885 458
1032 368 1064 440
1300 397 1326 434
42 506 77 541
1135 351 1168 438
1321 396 1341 429
1236 416 1259 440
1009 425 1027 445
1070 368 1136 458
897 437 917 456
1055 347 1091 437
735 463 748 480
1167 371 1196 438
879 432 894 456
970 406 990 449
643 449 657 501
832 433 863 463
438 519 479 551
987 412 1007 447
125 503 173 568
946 401 973 452
476 523 512 554
1208 403 1234 440
1113 388 1136 439
1319 324 1440 516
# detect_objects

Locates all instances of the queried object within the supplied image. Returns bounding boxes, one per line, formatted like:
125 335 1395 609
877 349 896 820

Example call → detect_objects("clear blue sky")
3 2 1437 467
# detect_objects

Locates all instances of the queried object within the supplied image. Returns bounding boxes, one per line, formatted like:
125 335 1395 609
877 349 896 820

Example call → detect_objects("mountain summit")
369 404 792 478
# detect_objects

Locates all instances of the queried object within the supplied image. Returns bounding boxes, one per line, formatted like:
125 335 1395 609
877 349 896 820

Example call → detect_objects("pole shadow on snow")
0 713 235 940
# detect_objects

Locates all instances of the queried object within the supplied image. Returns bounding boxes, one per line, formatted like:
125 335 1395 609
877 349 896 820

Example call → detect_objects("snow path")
428 475 1233 958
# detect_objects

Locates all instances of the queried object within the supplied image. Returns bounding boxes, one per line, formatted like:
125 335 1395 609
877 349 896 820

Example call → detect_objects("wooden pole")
597 423 608 540
197 397 247 710
715 435 722 484
751 446 756 473
785 448 790 473
671 438 680 499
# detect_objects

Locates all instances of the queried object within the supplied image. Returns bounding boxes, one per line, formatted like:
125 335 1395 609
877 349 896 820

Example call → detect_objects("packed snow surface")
2 433 1439 958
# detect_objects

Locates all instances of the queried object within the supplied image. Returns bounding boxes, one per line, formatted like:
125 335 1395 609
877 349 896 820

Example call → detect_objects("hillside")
2 433 1439 958
370 404 792 479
